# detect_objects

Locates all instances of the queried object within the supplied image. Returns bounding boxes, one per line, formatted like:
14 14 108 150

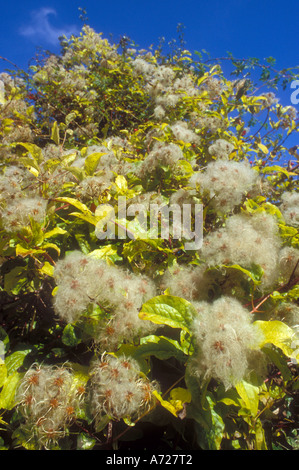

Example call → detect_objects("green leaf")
94 204 115 221
12 427 38 450
218 385 243 408
18 157 40 175
235 380 259 417
175 160 194 178
88 246 122 264
84 152 107 176
262 345 292 381
74 233 91 254
270 285 299 302
0 327 9 353
55 197 98 225
243 198 261 213
139 295 196 332
77 433 96 450
30 218 46 245
205 395 225 450
51 121 60 145
220 264 263 284
62 324 82 347
66 165 85 182
61 151 78 166
134 335 188 362
4 266 28 295
122 239 164 263
94 414 111 433
243 199 284 223
262 202 284 221
278 224 298 239
154 386 191 418
0 371 20 410
190 393 225 450
180 330 194 356
0 365 7 387
254 418 267 450
5 346 33 375
71 363 90 385
219 396 240 407
65 112 77 126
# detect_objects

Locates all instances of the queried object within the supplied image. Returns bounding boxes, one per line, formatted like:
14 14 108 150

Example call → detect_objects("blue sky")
0 1 298 127
1 1 298 90
1 0 298 70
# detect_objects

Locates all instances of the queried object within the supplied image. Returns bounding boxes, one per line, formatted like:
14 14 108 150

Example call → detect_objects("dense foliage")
0 25 298 450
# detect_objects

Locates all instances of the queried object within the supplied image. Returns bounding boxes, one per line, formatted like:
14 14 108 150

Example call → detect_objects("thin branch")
248 274 299 314
0 55 19 69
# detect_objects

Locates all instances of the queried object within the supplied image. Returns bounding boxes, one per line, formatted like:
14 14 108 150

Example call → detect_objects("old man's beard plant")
0 24 298 450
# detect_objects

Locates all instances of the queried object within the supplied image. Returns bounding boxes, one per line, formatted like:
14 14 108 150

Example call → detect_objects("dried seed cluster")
53 251 157 348
89 354 158 424
189 297 264 389
16 364 85 449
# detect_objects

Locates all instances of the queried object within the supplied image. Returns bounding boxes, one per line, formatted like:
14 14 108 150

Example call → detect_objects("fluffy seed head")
200 212 281 289
89 354 158 423
190 160 260 213
189 296 264 389
16 364 84 449
280 192 299 227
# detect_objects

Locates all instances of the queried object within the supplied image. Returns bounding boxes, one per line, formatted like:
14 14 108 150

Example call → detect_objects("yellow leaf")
84 152 107 176
15 245 45 257
44 227 67 239
95 204 115 222
254 320 295 357
55 197 91 214
255 418 267 450
152 390 179 417
170 387 192 404
87 245 120 264
51 121 60 145
0 415 8 426
41 242 60 255
0 371 20 410
69 211 99 226
52 286 59 297
14 142 43 164
168 387 192 414
257 143 268 154
114 175 128 193
27 167 39 177
39 262 54 277
235 380 259 416
0 364 7 387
